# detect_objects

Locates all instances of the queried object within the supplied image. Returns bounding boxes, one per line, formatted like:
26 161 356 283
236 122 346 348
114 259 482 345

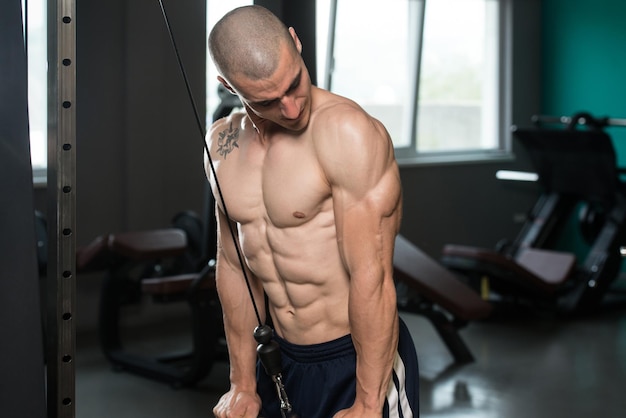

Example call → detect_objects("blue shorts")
257 317 419 418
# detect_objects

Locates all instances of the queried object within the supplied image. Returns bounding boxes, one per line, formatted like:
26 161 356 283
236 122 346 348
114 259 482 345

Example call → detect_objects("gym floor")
76 280 626 418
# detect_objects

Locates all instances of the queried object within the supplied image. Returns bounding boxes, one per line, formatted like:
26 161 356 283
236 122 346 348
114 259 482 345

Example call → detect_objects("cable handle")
254 325 298 418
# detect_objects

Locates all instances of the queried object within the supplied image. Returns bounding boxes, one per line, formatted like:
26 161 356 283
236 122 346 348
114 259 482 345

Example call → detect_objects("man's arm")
212 203 265 417
319 105 403 416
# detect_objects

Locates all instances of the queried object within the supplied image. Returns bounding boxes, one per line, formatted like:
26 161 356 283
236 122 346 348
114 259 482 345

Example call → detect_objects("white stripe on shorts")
386 352 413 418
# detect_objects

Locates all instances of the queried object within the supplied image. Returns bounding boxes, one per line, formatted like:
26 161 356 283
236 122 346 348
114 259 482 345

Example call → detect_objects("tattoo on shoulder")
217 121 239 158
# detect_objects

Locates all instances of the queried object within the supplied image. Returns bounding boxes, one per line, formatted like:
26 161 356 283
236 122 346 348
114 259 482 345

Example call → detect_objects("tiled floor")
75 285 626 418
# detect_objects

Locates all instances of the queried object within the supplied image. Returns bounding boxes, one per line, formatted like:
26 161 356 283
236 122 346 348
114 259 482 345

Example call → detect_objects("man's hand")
333 405 382 418
213 387 262 418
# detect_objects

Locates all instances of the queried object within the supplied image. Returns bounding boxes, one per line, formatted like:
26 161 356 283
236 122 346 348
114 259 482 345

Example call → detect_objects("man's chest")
214 136 331 228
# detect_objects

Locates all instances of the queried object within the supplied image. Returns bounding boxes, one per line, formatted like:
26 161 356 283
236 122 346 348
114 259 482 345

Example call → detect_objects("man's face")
226 43 313 133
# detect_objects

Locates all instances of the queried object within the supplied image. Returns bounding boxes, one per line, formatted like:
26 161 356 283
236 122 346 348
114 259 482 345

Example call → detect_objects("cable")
157 0 262 327
157 4 299 416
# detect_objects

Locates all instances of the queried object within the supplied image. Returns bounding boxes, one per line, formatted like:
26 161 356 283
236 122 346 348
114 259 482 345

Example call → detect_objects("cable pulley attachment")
254 325 298 418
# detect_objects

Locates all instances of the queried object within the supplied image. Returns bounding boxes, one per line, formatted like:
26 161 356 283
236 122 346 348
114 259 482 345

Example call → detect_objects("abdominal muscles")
242 212 351 345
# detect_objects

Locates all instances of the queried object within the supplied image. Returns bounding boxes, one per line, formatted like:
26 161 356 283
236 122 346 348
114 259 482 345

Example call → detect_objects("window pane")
327 0 413 148
23 0 47 170
315 0 331 89
417 0 499 152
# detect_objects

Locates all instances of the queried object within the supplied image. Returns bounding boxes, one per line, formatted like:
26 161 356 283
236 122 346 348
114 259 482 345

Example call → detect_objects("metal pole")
46 0 76 417
408 0 426 147
324 0 337 90
531 114 626 127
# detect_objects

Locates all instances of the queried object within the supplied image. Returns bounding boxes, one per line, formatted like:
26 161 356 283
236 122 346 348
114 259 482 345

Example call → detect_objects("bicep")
323 114 402 274
214 204 264 316
334 171 402 277
215 203 243 275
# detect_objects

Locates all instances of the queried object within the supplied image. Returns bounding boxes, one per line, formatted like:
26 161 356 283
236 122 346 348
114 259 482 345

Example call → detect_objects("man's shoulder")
210 110 248 132
206 111 255 160
313 87 361 113
208 111 252 143
312 88 389 143
310 88 393 163
311 88 373 129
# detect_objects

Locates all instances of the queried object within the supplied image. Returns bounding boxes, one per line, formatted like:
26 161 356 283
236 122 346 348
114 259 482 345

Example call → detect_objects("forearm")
349 269 399 411
216 259 265 389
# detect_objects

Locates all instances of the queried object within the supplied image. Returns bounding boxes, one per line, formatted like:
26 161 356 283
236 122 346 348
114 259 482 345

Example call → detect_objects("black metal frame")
46 1 77 416
442 113 626 314
98 262 225 388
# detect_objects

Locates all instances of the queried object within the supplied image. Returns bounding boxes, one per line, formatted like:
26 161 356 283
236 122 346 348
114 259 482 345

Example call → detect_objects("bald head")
209 5 297 81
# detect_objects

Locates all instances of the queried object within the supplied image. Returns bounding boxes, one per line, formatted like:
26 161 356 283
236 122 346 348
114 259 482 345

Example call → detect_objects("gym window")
22 0 47 183
318 0 509 164
206 0 510 164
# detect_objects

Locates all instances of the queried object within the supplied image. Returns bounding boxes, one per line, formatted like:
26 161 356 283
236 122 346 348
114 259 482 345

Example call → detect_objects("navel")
293 211 306 219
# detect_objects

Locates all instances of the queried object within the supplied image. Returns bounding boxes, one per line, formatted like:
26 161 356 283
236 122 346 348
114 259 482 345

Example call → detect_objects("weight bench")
80 230 491 384
77 228 224 388
77 228 188 272
442 245 577 297
393 235 492 364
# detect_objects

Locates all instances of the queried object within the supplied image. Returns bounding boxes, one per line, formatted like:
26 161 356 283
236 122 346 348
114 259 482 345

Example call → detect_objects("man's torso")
208 91 353 344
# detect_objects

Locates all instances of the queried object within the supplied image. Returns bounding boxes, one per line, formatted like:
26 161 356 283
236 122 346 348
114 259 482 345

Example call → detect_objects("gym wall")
542 0 626 160
541 0 626 267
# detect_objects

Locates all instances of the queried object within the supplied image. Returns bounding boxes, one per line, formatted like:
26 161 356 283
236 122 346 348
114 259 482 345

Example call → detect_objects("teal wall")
541 0 626 262
542 0 626 164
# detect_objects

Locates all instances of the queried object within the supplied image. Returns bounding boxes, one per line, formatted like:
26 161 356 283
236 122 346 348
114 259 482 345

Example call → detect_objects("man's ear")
217 76 237 94
288 27 303 54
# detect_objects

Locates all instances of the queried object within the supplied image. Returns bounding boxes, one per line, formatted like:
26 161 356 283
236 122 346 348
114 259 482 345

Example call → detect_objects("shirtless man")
207 6 419 418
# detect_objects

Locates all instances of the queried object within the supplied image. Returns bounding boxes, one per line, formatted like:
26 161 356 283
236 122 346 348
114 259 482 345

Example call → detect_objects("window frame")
22 0 48 185
322 0 514 166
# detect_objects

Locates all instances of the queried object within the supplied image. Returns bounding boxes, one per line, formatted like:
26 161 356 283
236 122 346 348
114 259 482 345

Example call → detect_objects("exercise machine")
64 88 242 388
76 227 225 388
394 235 492 366
442 112 626 314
